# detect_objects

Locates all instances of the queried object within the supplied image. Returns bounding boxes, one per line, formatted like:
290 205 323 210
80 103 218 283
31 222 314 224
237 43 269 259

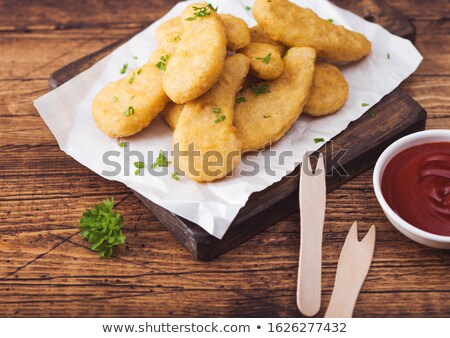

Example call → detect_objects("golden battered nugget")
253 0 371 62
234 47 316 151
155 17 183 54
239 42 283 80
304 62 349 116
162 101 183 129
164 4 227 104
173 54 250 182
249 25 286 54
221 14 251 51
92 49 170 138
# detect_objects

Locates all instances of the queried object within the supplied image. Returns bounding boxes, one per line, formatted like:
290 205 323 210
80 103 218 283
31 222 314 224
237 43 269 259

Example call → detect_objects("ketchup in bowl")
381 142 450 236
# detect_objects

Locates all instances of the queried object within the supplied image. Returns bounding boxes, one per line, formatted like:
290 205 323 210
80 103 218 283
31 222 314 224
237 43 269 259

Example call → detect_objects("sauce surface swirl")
381 142 450 236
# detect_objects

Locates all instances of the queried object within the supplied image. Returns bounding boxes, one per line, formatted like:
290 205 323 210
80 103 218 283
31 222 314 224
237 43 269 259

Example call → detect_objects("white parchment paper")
34 0 422 238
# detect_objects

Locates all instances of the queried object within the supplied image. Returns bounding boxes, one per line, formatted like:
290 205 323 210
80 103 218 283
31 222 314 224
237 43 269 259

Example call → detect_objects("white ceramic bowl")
373 129 450 249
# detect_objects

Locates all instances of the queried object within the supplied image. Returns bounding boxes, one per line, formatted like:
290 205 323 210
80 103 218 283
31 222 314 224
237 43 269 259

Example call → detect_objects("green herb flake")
133 56 138 60
314 137 325 144
113 96 118 103
256 53 272 64
245 6 251 11
252 83 271 96
171 172 180 181
236 97 247 104
369 111 376 118
152 150 170 169
263 115 271 119
213 107 226 123
128 72 136 84
327 18 334 23
137 69 142 75
124 106 135 117
119 63 128 74
118 141 126 148
134 161 145 176
174 35 181 42
185 4 218 21
79 198 125 258
361 103 369 107
155 54 170 71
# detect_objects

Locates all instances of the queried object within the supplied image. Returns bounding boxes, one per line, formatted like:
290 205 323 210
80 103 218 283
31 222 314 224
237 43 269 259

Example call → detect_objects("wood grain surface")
0 0 449 318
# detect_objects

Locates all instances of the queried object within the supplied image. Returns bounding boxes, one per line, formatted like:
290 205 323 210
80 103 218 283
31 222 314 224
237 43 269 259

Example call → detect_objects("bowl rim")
373 129 450 243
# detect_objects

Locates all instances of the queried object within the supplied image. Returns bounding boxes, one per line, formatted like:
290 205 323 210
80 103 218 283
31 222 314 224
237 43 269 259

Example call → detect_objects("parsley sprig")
155 54 170 71
256 53 272 64
236 97 247 104
79 198 125 258
252 83 271 96
185 4 218 21
152 150 170 168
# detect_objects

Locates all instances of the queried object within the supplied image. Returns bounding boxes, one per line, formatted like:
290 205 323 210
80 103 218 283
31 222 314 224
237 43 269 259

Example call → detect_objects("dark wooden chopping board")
48 0 426 261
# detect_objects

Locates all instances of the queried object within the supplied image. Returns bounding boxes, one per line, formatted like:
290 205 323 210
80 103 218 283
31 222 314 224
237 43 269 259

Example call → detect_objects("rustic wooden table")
0 0 449 317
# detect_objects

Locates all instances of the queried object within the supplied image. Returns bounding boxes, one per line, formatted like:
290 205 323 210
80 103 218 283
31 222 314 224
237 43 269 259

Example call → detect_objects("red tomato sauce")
381 142 450 236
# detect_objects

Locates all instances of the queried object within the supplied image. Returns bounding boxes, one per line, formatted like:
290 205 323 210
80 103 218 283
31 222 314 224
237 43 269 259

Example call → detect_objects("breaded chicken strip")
173 54 250 182
304 62 349 116
164 4 227 104
234 47 316 151
92 49 170 137
253 0 371 62
221 14 251 51
239 42 284 80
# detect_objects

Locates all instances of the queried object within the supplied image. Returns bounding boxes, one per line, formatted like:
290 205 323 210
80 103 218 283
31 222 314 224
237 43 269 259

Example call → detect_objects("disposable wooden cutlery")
297 154 326 317
325 222 376 318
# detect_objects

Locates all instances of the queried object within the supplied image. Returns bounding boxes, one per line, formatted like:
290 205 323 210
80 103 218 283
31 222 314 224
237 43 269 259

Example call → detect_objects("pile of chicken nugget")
93 0 371 182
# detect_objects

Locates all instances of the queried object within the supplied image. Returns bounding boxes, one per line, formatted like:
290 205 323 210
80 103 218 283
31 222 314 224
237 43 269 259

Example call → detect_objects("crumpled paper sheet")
34 0 422 239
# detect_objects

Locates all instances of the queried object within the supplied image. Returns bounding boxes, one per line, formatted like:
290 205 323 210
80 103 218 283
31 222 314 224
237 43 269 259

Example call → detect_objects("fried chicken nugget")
249 25 286 54
304 62 349 116
239 42 284 80
163 4 227 104
221 14 251 51
156 14 250 53
92 49 170 137
234 47 316 151
253 0 371 62
173 54 250 182
155 17 183 54
162 101 183 129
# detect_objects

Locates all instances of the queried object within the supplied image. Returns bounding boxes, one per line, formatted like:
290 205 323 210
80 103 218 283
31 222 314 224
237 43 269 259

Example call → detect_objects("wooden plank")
44 0 427 260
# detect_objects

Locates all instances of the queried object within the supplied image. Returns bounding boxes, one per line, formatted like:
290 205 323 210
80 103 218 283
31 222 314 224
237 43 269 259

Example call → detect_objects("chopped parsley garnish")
152 150 170 168
134 161 145 176
361 103 369 107
174 35 181 42
113 96 118 103
124 106 135 117
119 63 128 74
314 138 325 144
185 4 218 21
256 53 272 64
263 115 271 118
79 198 125 258
252 83 271 96
129 72 136 84
213 107 226 123
137 69 142 75
387 53 390 59
245 6 251 11
171 172 180 181
118 141 126 148
155 54 170 71
327 18 334 23
369 111 376 118
236 97 247 104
